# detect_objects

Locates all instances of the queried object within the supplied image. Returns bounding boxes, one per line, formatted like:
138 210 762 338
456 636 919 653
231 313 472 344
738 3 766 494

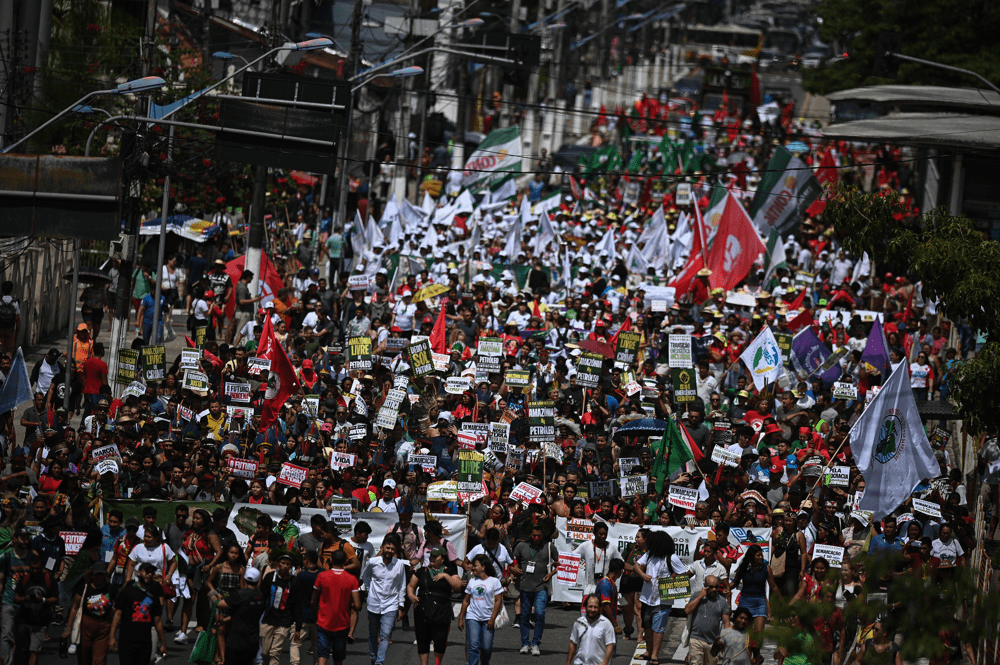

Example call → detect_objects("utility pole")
521 0 545 160
107 0 158 385
502 0 521 127
334 0 365 245
32 0 53 108
0 0 14 149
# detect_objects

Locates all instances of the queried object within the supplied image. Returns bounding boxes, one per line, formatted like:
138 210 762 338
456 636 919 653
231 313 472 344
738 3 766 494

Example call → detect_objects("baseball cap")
245 567 261 582
769 464 783 475
383 478 397 489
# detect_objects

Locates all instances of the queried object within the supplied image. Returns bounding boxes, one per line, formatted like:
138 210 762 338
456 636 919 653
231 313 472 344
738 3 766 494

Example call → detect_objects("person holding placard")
576 522 623 601
636 530 689 664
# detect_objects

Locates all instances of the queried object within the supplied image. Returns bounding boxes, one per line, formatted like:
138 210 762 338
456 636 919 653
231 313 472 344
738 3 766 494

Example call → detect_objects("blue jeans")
367 610 396 665
466 619 495 665
519 588 548 647
317 627 348 662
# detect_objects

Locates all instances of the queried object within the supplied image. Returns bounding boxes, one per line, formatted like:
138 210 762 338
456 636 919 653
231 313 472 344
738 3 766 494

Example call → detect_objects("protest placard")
813 544 845 568
120 381 146 400
461 423 490 448
180 348 201 370
328 498 352 527
427 481 457 502
542 442 563 463
348 424 367 441
668 486 699 510
348 274 371 290
61 532 87 556
457 450 484 492
773 331 794 364
393 374 409 390
510 481 543 504
410 454 437 472
618 457 642 476
658 576 692 601
506 448 525 472
912 498 943 519
556 552 581 585
182 370 210 392
226 406 250 432
92 443 122 465
277 463 308 488
224 381 252 404
566 518 594 543
824 466 851 487
385 337 408 352
710 446 742 467
375 389 406 429
330 452 357 471
672 368 697 402
528 400 555 443
620 475 648 497
669 334 693 368
589 480 617 499
712 418 733 446
575 352 604 388
177 405 196 422
446 376 471 395
302 396 319 418
615 331 642 368
832 382 858 400
348 336 373 371
931 428 951 450
408 340 434 377
488 422 510 453
227 458 259 479
505 370 531 388
477 338 503 373
651 300 668 313
247 357 270 377
95 460 119 476
115 349 140 385
141 345 166 381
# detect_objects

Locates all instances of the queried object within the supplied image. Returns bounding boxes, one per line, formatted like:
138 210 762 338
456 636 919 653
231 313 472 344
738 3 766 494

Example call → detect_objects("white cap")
245 567 261 582
383 478 397 489
570 349 583 357
262 301 275 310
438 411 454 423
501 270 514 281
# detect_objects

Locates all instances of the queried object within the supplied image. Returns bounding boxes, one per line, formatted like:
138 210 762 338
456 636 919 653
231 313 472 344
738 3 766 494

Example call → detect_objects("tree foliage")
823 184 1000 434
803 0 1000 96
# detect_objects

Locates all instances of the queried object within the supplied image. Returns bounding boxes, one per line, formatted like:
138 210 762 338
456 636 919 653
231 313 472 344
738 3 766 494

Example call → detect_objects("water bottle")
58 638 68 658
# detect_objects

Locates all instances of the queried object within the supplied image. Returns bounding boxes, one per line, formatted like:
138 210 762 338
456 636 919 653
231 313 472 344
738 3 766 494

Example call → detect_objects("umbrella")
613 418 669 441
413 283 450 302
786 141 810 154
577 338 614 358
62 267 112 285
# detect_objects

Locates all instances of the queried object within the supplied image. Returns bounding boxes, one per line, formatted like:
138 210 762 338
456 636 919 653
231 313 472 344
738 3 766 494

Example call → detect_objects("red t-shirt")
82 357 108 395
314 568 360 632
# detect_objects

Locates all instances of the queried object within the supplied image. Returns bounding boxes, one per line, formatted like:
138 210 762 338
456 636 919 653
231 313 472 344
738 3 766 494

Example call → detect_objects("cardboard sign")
556 552 581 585
912 498 942 520
95 460 119 476
60 532 87 556
227 458 259 479
349 424 367 440
477 337 504 373
446 376 472 395
431 352 450 372
672 368 697 403
115 349 140 385
456 450 484 492
824 466 851 487
618 457 642 476
668 485 699 510
566 518 594 543
931 427 951 450
620 475 648 497
182 370 210 392
773 332 794 364
488 422 510 453
328 498 352 527
247 357 271 377
410 454 437 472
375 389 406 429
669 334 693 369
277 463 308 488
426 480 457 501
505 370 531 388
812 543 845 568
179 348 201 371
348 274 371 290
710 446 742 467
510 481 543 504
348 336 373 371
575 352 604 388
528 400 555 443
330 452 357 470
658 576 692 602
91 443 122 465
141 345 166 381
120 380 147 400
224 381 252 404
589 480 617 499
408 340 434 377
614 331 642 368
832 381 858 400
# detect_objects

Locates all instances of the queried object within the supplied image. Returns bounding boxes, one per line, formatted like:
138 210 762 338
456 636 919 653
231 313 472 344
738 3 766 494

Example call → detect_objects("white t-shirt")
467 543 513 578
638 552 689 607
464 575 503 621
373 497 400 513
393 302 417 331
930 538 964 566
569 614 617 665
128 542 176 578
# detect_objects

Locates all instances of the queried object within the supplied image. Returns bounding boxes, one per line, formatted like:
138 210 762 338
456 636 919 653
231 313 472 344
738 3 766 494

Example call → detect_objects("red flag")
706 193 766 292
429 305 448 354
805 150 839 217
532 300 542 318
607 316 632 349
569 175 583 200
784 287 807 312
224 253 286 319
669 253 705 298
255 315 300 429
786 308 814 332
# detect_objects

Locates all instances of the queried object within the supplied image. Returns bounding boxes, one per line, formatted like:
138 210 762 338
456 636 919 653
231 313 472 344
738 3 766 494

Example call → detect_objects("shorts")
620 576 643 595
20 624 46 652
738 594 768 618
316 627 348 662
641 603 671 634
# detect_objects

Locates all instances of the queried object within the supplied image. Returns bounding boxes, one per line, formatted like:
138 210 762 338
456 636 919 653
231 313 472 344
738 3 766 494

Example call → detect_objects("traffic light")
872 31 903 79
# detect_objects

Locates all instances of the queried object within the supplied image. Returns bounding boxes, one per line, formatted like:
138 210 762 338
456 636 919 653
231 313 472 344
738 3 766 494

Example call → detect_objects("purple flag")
861 317 890 375
790 327 841 384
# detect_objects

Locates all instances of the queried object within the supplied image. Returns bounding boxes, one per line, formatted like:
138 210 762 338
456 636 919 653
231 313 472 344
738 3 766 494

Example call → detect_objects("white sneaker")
174 631 188 645
531 645 541 656
520 646 531 654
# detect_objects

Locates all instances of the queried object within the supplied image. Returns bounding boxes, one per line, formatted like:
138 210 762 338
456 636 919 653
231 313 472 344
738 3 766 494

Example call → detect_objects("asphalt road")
34 599 690 664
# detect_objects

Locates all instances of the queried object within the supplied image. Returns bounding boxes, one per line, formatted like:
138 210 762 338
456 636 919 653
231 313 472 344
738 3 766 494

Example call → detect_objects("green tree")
823 184 1000 434
803 0 1000 96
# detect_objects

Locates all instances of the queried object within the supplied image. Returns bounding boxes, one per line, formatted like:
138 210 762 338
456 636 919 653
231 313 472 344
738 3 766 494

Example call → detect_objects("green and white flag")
749 147 823 236
739 326 784 392
761 228 787 287
462 126 523 190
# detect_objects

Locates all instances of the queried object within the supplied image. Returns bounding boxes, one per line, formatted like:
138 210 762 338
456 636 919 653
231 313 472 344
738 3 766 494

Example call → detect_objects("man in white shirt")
360 538 408 665
465 528 514 583
576 522 624 598
568 594 616 665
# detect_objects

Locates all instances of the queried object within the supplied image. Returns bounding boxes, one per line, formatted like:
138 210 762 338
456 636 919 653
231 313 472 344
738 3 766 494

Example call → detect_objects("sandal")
634 655 653 661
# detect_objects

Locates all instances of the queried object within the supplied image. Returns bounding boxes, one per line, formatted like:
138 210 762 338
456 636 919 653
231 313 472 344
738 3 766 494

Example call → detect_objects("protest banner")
668 486 699 510
669 334 693 368
408 340 434 377
528 400 555 443
912 498 943 519
575 352 604 388
227 458 259 479
824 466 851 487
328 498 352 527
182 370 210 392
141 345 166 381
557 552 581 585
115 349 140 385
247 357 270 377
510 481 543 504
589 480 617 499
457 450 484 493
832 382 858 400
505 370 531 388
476 338 503 373
710 446 741 467
813 544 845 567
330 452 357 470
659 576 692 602
61 532 87 556
446 376 471 395
180 348 201 370
488 422 510 453
348 336 373 371
615 331 642 368
277 463 308 488
620 475 648 497
224 381 252 404
672 368 697 402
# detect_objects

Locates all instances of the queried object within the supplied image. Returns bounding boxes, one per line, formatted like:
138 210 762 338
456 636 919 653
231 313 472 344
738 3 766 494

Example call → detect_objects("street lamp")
212 51 253 69
2 76 167 153
72 105 114 121
350 65 424 92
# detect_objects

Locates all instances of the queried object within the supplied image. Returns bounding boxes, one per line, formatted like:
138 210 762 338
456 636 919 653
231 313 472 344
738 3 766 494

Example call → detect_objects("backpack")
0 299 15 329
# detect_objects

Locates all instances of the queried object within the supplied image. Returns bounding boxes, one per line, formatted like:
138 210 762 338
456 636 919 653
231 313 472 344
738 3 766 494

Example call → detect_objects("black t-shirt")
114 582 163 643
72 579 116 622
15 571 57 625
226 587 265 644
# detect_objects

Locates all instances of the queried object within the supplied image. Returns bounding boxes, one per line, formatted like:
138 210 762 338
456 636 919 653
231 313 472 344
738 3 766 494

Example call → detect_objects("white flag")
595 226 616 258
849 362 939 519
421 192 436 216
739 326 783 391
533 212 556 254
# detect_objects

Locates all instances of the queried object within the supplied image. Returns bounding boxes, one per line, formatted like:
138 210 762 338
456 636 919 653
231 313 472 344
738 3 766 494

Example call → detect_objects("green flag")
651 415 699 493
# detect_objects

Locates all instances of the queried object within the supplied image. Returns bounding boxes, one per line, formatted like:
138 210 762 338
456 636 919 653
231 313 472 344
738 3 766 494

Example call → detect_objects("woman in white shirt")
636 530 690 664
909 352 935 401
459 554 504 665
125 524 177 585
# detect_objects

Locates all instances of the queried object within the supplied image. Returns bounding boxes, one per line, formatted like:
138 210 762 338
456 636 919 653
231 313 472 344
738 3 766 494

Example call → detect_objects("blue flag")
861 317 890 375
790 327 840 384
0 348 32 415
